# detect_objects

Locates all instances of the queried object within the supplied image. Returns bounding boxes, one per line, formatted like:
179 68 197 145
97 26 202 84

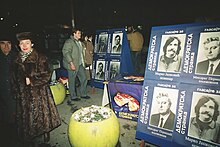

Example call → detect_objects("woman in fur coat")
13 32 61 145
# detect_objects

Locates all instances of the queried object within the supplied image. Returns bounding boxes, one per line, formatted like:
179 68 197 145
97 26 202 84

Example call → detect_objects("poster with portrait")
94 32 109 54
172 83 220 147
91 58 107 88
136 79 179 145
111 32 123 54
181 23 220 85
108 60 120 80
94 60 106 80
144 24 187 82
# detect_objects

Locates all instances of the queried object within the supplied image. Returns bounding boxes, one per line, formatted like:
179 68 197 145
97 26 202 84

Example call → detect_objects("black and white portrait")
150 87 178 131
157 34 186 73
188 92 220 144
111 33 123 54
195 32 220 75
97 34 108 53
95 61 105 80
109 61 120 79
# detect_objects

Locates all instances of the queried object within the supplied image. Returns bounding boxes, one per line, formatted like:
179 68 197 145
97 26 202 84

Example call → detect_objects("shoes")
81 96 91 99
71 97 81 101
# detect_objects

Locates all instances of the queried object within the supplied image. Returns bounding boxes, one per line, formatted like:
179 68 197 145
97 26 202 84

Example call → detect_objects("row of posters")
146 22 220 85
136 22 220 147
91 28 134 88
136 80 220 147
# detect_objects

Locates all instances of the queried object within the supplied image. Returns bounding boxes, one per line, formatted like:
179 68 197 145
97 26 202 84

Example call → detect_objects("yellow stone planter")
50 82 66 105
68 106 120 147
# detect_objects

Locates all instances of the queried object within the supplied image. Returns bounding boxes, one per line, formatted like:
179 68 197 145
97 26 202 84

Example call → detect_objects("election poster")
136 79 179 146
181 23 220 85
173 83 220 147
91 28 134 88
136 22 220 147
145 24 187 82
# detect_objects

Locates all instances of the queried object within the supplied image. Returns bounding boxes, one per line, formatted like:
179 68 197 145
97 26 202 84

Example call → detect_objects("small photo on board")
157 34 186 73
195 32 220 76
149 87 178 131
109 61 120 79
111 33 123 54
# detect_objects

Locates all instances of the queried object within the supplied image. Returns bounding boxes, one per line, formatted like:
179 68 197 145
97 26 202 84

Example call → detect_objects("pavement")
1 85 156 147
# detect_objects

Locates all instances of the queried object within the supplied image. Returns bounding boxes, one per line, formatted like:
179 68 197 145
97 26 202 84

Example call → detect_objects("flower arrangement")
73 105 112 123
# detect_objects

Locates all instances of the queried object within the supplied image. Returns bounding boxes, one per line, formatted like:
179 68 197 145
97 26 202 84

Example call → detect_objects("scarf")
20 48 33 62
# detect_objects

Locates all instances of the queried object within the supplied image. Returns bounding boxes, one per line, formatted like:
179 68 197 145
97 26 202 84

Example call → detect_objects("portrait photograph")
188 92 220 144
111 33 123 54
149 87 178 131
109 61 120 79
97 33 108 53
195 32 220 76
95 60 105 80
157 34 186 73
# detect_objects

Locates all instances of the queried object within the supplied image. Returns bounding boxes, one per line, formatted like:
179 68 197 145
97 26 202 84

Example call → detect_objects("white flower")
74 105 112 123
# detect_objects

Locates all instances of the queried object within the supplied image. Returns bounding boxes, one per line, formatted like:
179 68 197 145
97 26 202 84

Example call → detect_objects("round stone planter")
50 82 66 105
68 106 120 147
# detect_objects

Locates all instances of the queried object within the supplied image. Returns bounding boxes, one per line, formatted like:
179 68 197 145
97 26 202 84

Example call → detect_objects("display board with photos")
136 22 220 147
91 28 134 88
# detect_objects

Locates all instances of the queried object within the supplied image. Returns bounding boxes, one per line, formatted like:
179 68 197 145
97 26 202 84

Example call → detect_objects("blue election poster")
181 23 220 86
136 79 179 146
145 24 188 82
173 83 220 147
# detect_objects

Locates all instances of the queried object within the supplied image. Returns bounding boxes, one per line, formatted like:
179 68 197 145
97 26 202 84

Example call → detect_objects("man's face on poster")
111 64 118 73
198 100 215 123
100 36 106 45
115 36 120 46
165 39 179 59
157 96 171 115
98 63 103 72
204 40 220 61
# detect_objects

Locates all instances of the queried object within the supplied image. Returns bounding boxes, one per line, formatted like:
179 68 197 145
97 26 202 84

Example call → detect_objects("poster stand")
91 28 134 89
136 22 220 147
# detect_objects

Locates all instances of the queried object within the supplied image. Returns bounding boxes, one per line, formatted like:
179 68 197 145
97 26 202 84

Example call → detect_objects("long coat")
13 49 61 141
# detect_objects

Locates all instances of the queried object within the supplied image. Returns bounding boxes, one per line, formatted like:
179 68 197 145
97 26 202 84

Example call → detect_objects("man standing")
96 62 105 80
158 36 182 72
127 26 144 74
189 95 220 143
62 28 90 101
112 35 122 54
150 93 175 130
196 36 220 75
0 33 18 145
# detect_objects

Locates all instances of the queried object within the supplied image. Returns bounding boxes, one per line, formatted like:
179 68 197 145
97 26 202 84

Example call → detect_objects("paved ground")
1 86 157 147
47 86 144 147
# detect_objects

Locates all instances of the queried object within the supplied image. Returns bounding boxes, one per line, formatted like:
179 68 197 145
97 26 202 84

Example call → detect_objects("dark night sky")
0 0 220 33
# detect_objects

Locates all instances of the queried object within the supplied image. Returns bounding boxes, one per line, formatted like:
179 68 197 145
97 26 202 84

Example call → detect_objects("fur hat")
16 32 32 41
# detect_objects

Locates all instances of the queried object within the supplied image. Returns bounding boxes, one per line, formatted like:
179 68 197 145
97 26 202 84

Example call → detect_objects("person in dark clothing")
0 33 18 146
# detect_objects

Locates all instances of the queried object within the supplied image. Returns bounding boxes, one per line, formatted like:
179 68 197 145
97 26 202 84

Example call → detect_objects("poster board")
91 28 134 88
136 22 220 147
